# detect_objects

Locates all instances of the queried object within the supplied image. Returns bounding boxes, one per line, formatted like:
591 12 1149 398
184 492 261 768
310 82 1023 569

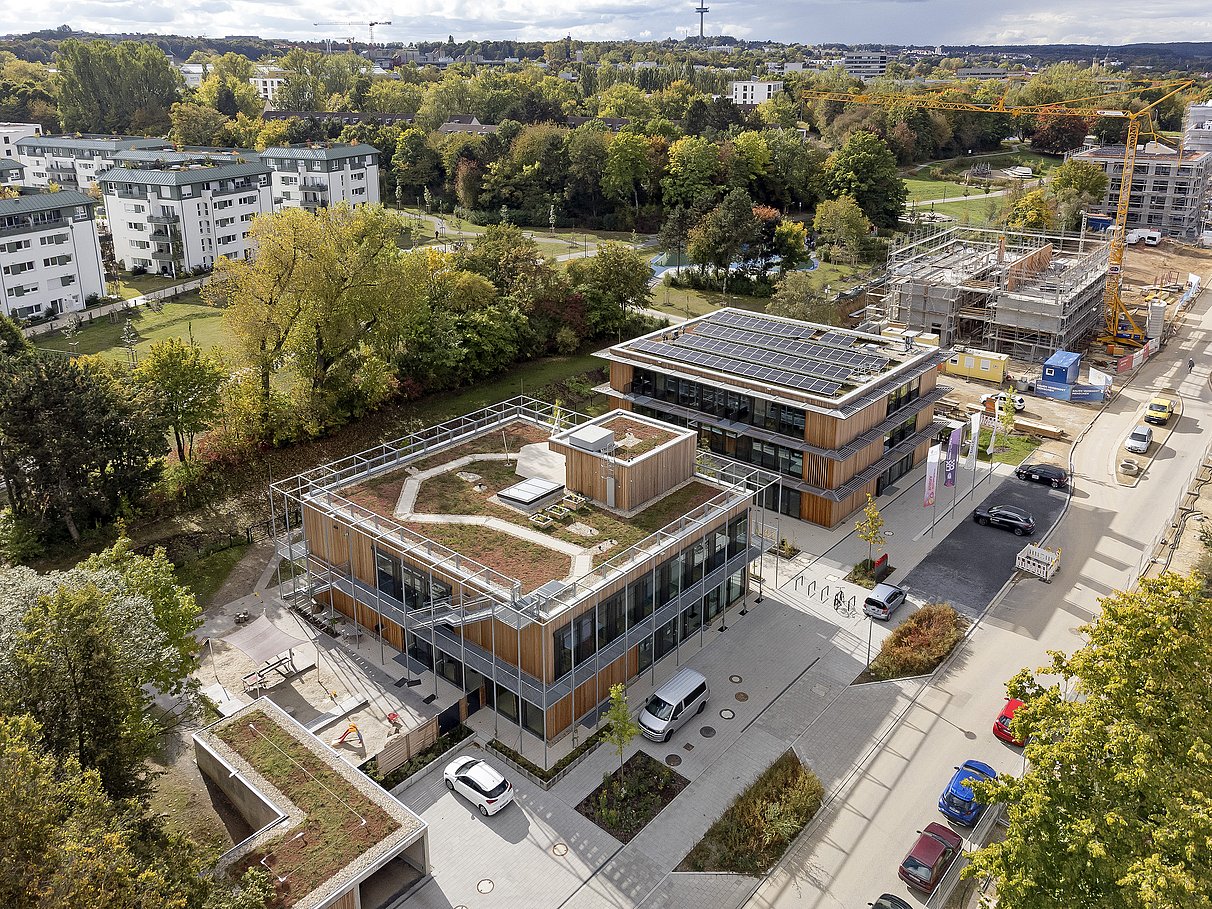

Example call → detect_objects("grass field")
110 272 194 301
648 285 767 318
35 293 231 362
922 196 1005 226
904 177 987 203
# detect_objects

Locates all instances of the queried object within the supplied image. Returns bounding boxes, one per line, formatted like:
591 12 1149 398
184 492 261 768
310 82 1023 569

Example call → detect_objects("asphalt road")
748 296 1212 909
902 477 1068 618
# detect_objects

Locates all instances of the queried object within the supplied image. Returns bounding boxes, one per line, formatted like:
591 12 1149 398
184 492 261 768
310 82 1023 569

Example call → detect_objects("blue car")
938 759 997 825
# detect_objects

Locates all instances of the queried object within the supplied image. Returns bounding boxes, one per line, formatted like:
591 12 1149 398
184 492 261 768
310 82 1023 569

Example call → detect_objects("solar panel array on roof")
700 311 888 372
630 338 843 397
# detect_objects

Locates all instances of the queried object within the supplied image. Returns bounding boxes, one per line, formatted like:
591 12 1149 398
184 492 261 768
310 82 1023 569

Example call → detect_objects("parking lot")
902 475 1069 618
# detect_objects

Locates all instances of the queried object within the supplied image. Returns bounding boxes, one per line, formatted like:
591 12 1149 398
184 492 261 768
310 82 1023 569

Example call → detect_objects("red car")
993 698 1025 746
897 822 964 893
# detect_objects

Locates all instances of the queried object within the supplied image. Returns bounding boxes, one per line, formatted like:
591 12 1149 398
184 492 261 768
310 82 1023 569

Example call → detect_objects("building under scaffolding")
880 226 1110 363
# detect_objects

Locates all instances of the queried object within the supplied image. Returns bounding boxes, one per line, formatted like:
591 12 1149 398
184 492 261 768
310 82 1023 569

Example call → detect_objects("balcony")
300 180 328 192
149 228 171 241
150 248 176 261
148 213 179 224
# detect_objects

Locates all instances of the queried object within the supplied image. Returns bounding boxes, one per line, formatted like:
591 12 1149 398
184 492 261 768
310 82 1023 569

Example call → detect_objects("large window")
727 514 748 557
631 368 803 443
629 574 654 626
884 414 918 451
374 549 451 609
598 591 627 649
885 377 921 418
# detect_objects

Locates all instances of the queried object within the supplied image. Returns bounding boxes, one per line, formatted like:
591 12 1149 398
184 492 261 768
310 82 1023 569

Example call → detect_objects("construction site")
875 225 1114 363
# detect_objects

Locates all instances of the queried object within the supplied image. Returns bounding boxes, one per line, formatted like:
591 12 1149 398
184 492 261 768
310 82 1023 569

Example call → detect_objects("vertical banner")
966 413 981 469
943 427 961 488
923 443 941 507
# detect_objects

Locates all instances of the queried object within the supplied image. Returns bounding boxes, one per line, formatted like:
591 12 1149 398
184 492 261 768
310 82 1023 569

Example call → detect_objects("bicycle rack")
805 579 817 598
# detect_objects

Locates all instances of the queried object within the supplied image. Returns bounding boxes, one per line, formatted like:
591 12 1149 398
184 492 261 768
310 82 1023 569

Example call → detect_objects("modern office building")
599 309 950 527
843 51 890 79
1070 139 1212 240
0 121 40 159
260 144 381 210
729 80 784 106
16 135 172 190
98 157 273 274
270 399 775 768
0 190 105 320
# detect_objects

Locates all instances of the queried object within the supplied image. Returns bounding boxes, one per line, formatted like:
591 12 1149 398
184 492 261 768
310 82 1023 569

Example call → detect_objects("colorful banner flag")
924 443 941 507
944 427 961 488
966 413 981 469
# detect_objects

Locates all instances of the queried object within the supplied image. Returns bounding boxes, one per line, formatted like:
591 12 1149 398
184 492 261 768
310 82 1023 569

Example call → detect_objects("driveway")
900 476 1068 618
399 741 621 909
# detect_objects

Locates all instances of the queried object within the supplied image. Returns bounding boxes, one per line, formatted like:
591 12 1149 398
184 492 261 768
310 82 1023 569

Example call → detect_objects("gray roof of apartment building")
0 189 96 217
110 148 254 166
15 135 171 153
96 161 271 186
257 143 379 161
0 159 23 173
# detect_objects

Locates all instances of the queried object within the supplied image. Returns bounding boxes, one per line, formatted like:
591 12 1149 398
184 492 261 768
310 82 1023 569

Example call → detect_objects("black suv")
1014 463 1068 489
973 504 1036 535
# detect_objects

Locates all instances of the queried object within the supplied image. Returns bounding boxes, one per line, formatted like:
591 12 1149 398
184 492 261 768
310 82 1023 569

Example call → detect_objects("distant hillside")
940 43 1212 69
0 25 294 63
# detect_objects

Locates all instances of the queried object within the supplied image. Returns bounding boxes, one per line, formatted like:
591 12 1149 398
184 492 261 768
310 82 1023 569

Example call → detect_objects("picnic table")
242 652 299 693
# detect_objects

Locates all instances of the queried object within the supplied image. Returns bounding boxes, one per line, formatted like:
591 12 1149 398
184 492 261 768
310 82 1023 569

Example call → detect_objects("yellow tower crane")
800 79 1193 347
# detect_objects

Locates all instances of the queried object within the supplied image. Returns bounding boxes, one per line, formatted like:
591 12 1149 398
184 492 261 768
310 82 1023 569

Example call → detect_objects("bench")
304 694 370 734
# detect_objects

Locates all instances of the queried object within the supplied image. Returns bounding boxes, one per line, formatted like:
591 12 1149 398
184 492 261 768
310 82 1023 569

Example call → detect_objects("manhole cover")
665 754 682 766
477 879 494 894
552 842 569 856
719 708 735 719
683 742 694 751
735 691 749 702
700 726 716 738
729 674 743 683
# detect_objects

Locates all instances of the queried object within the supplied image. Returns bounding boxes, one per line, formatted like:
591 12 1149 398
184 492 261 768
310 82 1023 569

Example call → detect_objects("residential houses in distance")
843 51 890 79
0 190 105 320
729 80 783 107
15 134 173 190
1 121 40 160
260 144 381 210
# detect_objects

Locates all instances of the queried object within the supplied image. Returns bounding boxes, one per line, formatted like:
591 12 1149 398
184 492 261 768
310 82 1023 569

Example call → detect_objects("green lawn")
903 177 987 203
35 293 231 363
975 428 1041 465
649 285 767 318
110 272 195 301
174 543 250 609
918 196 1005 226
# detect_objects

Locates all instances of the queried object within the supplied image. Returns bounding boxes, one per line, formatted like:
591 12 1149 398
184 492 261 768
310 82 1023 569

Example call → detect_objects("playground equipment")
331 722 364 748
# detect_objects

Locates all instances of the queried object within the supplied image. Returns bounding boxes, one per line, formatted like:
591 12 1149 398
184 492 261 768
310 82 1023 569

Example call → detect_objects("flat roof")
258 143 380 161
97 161 271 186
1073 144 1211 163
601 308 944 413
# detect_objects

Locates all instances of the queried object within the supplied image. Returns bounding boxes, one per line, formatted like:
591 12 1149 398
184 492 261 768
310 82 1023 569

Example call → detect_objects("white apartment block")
843 52 890 79
0 159 23 188
178 62 206 88
16 135 172 190
1184 102 1212 156
0 190 105 320
98 161 272 275
729 80 783 106
1070 140 1212 241
259 143 381 210
1 121 40 159
251 65 287 106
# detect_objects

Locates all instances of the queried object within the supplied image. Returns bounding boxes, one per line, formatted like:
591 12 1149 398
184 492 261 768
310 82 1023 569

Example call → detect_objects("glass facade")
375 548 452 608
885 376 921 418
631 368 806 441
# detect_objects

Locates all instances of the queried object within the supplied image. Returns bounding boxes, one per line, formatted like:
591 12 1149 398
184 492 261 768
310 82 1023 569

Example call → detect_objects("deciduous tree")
823 130 906 228
134 338 225 462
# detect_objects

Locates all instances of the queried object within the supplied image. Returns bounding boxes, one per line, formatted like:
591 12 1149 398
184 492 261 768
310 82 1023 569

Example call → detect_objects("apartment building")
1 121 40 159
177 62 206 88
98 159 272 275
599 308 951 527
843 51 890 79
0 159 23 188
0 190 105 320
259 143 381 210
1070 140 1212 240
16 135 172 190
271 399 774 768
250 64 287 106
729 80 784 107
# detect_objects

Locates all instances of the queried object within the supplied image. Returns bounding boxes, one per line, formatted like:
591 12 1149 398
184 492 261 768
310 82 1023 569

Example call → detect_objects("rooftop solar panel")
692 320 889 373
629 337 843 397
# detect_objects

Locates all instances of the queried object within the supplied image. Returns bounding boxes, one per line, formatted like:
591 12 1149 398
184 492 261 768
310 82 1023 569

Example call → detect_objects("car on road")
1014 462 1068 489
444 757 515 816
869 895 912 909
1125 425 1153 454
863 582 907 620
981 391 1026 412
993 698 1026 746
1144 397 1174 426
973 504 1036 536
938 760 998 826
897 822 964 894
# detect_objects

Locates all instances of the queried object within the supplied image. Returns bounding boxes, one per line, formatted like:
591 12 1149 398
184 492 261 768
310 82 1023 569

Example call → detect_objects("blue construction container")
1042 350 1081 386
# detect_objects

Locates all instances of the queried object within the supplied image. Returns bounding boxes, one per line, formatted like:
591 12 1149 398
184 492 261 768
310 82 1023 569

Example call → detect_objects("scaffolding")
880 225 1111 362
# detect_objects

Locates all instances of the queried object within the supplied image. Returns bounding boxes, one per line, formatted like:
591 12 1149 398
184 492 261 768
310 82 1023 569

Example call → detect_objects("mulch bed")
575 750 689 842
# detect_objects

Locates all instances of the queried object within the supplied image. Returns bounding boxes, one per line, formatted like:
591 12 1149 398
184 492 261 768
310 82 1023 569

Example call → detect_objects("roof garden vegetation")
402 521 573 592
599 416 676 460
216 711 400 908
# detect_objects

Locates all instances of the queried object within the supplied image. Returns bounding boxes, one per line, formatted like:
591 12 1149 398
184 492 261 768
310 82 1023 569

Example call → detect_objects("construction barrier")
1015 544 1060 582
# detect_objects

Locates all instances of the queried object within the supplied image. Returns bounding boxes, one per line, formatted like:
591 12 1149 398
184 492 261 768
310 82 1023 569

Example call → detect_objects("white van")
639 668 709 742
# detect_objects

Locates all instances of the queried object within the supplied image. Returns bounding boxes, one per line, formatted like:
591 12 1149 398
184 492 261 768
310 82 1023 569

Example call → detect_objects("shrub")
362 724 473 790
130 265 147 276
554 326 580 355
869 602 967 680
0 507 46 565
678 750 823 874
489 726 607 782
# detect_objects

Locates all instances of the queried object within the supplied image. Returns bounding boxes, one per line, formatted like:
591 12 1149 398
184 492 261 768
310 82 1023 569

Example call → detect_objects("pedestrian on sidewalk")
1189 358 1195 373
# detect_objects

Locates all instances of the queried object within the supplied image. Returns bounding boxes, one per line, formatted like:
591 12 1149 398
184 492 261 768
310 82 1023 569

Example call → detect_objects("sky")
3 0 1211 47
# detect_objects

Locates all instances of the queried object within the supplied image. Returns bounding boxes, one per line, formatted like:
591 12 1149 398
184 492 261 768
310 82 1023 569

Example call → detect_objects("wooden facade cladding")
609 362 633 393
548 435 696 512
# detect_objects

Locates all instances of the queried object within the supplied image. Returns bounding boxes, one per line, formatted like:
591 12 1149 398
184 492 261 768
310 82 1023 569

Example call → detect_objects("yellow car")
1144 397 1174 426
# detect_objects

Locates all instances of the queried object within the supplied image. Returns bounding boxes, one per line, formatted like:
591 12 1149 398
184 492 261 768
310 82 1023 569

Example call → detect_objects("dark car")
870 895 913 909
993 698 1026 746
938 760 998 826
1014 463 1068 489
973 504 1036 535
898 822 964 893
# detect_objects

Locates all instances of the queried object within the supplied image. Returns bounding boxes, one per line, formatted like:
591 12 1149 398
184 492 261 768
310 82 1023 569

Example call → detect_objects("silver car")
863 582 907 620
1125 425 1153 454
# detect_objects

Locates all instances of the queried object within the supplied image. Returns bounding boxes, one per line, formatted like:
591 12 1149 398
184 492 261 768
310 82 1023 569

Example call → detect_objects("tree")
662 135 721 209
602 131 654 219
602 683 641 795
55 39 180 133
823 131 907 228
1028 113 1091 155
169 101 229 148
768 271 840 325
1049 158 1109 199
195 72 262 118
1004 188 1057 231
854 493 885 569
813 195 872 263
966 572 1212 909
134 338 225 462
567 241 651 335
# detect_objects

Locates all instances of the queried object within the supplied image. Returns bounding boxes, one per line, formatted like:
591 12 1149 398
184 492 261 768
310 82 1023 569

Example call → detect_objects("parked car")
443 757 515 816
993 698 1026 746
1125 425 1153 454
862 582 907 620
897 822 964 893
1144 397 1174 426
938 760 998 826
981 391 1026 412
973 504 1036 536
869 895 912 909
1014 463 1068 489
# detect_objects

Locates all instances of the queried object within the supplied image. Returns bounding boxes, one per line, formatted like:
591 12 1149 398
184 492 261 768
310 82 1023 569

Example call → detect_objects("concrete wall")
193 734 286 836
